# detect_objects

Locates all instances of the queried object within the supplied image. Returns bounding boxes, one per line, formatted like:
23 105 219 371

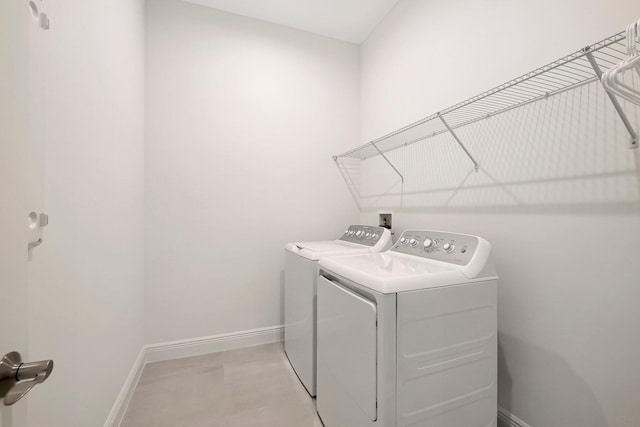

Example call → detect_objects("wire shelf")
335 31 635 163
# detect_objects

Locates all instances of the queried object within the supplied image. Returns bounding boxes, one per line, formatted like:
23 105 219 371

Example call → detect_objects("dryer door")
317 275 377 421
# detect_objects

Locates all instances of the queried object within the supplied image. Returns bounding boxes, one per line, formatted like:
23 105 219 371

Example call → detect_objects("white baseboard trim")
144 325 284 363
103 348 145 427
498 407 531 427
103 325 284 427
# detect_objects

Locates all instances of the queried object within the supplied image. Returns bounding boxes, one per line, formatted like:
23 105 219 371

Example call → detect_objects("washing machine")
317 229 498 427
284 225 392 397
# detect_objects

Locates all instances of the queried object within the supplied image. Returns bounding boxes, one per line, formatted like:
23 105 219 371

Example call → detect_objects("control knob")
443 242 454 252
409 238 418 247
399 237 407 245
423 238 435 250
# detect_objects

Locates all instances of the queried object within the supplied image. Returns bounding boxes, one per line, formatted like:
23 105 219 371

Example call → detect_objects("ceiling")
182 0 400 44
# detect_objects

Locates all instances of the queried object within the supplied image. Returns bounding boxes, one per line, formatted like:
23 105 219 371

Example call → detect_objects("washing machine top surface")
286 225 391 261
318 229 497 293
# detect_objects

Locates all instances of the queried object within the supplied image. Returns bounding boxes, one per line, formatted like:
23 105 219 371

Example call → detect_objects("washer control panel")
392 230 479 266
340 225 387 247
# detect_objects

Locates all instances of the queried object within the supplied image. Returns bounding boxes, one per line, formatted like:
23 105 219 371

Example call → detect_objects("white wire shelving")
334 30 639 182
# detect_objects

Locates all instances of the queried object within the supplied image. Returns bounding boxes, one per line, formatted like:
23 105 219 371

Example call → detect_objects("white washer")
284 225 392 397
317 229 498 427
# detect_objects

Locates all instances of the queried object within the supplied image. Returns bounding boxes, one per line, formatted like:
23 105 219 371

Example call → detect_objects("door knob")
0 351 53 406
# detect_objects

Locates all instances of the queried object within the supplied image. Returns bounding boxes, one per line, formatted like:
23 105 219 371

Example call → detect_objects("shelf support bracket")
437 113 480 172
585 48 638 149
370 142 404 183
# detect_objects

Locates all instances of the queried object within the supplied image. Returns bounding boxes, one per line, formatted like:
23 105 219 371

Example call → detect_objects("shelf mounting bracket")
370 142 404 183
437 113 480 172
584 47 638 149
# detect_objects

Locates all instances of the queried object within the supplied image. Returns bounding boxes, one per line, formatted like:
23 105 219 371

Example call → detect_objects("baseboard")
102 348 145 427
144 325 284 363
498 407 531 427
103 325 284 427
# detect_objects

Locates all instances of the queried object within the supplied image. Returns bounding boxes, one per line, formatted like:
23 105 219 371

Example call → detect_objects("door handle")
0 351 53 406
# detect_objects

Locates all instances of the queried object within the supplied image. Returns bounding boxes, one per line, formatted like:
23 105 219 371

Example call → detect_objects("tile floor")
121 342 323 427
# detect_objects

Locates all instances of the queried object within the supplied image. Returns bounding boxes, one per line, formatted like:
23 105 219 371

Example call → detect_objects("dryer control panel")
391 230 480 266
340 225 387 247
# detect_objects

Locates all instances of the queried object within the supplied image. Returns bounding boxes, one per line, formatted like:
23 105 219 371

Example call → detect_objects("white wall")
145 0 359 344
359 1 640 426
26 1 146 426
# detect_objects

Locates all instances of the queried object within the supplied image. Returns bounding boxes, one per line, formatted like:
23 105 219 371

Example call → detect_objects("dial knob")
443 242 454 252
348 230 354 236
399 237 407 245
409 238 418 247
365 232 372 239
423 238 435 249
355 230 362 237
372 233 378 240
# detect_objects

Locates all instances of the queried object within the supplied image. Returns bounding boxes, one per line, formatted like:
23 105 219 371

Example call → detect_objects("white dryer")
317 229 498 427
284 225 392 397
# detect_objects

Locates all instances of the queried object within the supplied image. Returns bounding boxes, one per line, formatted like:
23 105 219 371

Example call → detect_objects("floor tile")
120 342 322 427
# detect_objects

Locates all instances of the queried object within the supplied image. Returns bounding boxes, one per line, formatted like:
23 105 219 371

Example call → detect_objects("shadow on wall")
337 80 640 216
498 333 608 427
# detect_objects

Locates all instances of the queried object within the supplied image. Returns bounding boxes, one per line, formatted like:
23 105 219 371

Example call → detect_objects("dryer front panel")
284 252 316 395
396 281 497 427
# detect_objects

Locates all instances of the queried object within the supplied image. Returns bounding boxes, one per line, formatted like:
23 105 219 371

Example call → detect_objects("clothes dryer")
317 229 498 427
284 225 391 396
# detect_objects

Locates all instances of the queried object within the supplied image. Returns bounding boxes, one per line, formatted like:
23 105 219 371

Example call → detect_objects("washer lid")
285 240 375 261
285 226 392 260
318 251 496 294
